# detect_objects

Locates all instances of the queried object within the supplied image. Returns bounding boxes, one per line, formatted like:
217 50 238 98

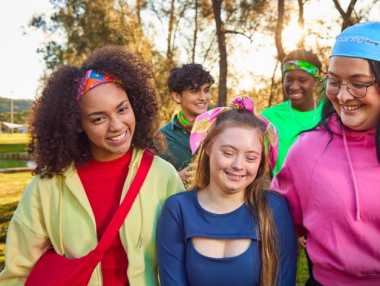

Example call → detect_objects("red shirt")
77 150 132 286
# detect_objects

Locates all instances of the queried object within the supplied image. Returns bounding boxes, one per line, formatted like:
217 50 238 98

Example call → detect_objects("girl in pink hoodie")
272 21 380 286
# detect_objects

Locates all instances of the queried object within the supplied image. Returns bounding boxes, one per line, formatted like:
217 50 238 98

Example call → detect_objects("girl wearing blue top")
157 97 297 286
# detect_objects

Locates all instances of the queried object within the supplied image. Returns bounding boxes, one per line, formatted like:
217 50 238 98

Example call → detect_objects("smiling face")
80 83 136 161
283 69 318 111
327 57 380 131
206 126 262 195
172 83 211 122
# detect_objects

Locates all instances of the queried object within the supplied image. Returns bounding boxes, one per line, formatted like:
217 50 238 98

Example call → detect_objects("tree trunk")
297 0 305 48
167 0 176 60
274 0 286 100
275 0 285 62
212 0 227 106
269 60 280 107
136 0 143 26
191 0 199 63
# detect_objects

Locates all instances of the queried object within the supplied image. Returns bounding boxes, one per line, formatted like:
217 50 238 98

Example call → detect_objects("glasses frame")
324 76 377 99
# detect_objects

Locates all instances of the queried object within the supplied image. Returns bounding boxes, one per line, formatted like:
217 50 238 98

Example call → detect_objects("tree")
332 0 359 30
211 0 228 106
30 0 153 69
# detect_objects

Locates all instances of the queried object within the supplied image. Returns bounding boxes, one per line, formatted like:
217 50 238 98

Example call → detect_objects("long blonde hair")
193 109 279 286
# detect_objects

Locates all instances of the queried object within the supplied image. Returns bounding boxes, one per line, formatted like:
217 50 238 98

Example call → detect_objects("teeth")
108 133 126 141
342 105 360 112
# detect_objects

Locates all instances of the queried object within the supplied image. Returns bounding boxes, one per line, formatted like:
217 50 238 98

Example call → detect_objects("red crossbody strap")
94 149 154 256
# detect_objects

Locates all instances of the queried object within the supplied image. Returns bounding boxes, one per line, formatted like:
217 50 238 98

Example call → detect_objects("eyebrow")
221 144 261 155
87 100 130 117
327 71 373 79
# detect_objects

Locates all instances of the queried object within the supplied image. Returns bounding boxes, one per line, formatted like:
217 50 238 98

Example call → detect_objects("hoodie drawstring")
342 129 361 221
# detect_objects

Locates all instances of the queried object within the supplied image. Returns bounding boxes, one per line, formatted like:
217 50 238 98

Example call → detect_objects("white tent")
1 122 27 133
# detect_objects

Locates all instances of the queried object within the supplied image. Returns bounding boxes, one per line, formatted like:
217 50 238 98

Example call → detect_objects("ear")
171 92 182 104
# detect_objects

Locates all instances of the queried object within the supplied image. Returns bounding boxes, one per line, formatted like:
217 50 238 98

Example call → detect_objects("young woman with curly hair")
0 46 184 285
157 97 297 286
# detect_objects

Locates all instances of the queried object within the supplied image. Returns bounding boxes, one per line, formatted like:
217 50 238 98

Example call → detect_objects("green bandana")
177 110 192 127
282 60 319 78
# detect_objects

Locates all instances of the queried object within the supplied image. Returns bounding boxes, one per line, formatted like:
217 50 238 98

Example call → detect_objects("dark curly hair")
30 45 159 177
167 63 214 93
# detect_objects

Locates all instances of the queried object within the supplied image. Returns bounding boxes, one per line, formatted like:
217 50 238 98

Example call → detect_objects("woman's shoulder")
264 191 293 223
152 153 178 172
164 189 196 208
287 128 330 160
264 190 287 207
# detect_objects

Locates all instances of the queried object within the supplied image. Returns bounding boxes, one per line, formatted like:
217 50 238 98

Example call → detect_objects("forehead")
284 69 314 80
213 126 262 151
79 83 129 112
328 56 372 77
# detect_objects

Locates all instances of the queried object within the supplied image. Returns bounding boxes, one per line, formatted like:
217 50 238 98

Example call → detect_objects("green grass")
297 248 309 285
0 172 32 267
0 160 27 168
0 144 27 153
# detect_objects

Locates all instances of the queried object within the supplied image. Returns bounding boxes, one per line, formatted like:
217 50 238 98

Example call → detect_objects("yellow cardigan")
0 149 184 285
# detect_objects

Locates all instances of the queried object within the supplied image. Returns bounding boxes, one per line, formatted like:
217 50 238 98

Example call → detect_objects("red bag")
25 150 154 286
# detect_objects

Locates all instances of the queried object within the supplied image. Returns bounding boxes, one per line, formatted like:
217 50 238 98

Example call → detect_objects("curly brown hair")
30 45 159 177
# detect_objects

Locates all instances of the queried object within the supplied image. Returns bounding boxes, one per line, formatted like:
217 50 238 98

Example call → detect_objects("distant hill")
0 97 33 113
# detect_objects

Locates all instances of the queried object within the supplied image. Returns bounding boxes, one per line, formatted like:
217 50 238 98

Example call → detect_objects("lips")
288 92 304 100
195 102 207 109
341 104 362 112
224 170 245 182
106 131 129 146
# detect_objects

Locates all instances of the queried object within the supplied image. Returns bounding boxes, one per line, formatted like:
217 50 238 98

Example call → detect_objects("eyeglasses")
325 76 376 98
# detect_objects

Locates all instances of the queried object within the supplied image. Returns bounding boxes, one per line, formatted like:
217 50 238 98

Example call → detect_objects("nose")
109 115 123 132
336 83 354 102
231 155 244 170
289 80 301 91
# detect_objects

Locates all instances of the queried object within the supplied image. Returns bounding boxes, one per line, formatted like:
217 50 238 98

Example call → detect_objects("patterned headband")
282 59 320 78
190 96 278 169
77 70 120 100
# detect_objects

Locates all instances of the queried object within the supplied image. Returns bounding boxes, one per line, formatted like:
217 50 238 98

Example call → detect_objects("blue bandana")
331 22 380 62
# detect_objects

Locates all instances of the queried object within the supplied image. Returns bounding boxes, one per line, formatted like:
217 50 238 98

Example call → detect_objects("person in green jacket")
0 46 184 286
261 49 325 176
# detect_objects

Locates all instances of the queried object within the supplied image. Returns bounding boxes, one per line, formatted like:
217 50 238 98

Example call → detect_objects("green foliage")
0 97 32 113
30 0 155 69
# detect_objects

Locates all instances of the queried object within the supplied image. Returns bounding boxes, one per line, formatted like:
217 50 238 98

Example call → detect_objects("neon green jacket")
0 149 185 286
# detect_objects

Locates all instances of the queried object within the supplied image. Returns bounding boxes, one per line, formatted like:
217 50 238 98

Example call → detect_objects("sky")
0 0 51 100
1 0 379 100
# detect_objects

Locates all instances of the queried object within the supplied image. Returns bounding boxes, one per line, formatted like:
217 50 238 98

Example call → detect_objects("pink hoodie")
272 115 380 286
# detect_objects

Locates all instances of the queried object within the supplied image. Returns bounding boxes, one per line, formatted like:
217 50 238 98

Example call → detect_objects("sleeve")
156 197 188 286
271 160 305 236
269 193 297 286
0 178 50 285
